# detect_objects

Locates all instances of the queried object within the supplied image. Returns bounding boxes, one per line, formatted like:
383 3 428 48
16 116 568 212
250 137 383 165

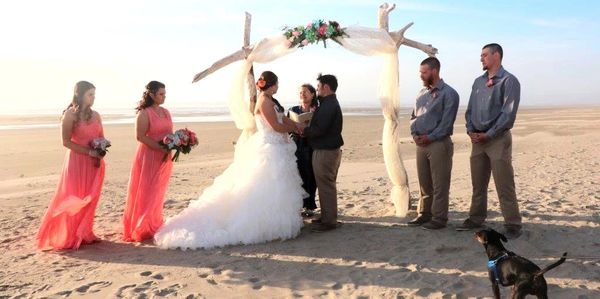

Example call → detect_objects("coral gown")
122 107 173 242
36 118 105 250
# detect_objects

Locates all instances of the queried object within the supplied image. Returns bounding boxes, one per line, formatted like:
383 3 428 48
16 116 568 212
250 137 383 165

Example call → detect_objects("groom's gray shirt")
303 94 344 150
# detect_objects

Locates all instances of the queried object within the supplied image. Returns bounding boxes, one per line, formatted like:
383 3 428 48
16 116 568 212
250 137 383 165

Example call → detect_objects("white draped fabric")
229 26 410 217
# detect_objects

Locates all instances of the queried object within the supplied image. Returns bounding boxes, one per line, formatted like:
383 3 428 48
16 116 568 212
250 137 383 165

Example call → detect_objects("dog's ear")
499 233 508 242
488 228 508 242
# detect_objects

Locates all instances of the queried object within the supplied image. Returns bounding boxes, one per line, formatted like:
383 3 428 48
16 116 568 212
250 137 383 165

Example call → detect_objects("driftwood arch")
192 3 437 217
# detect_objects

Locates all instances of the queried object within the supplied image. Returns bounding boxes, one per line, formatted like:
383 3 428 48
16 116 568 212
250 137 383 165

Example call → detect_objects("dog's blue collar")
487 253 509 284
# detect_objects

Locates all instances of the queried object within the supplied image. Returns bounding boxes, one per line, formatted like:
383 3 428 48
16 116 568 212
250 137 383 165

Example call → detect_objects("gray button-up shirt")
410 79 460 141
465 66 520 139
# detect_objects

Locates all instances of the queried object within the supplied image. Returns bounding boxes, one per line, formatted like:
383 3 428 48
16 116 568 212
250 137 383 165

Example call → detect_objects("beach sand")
1 107 599 298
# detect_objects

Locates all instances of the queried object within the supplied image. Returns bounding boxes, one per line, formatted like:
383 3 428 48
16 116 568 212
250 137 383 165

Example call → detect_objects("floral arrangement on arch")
282 19 348 49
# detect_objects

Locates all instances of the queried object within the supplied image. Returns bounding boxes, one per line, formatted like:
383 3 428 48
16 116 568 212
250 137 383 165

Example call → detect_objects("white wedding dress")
154 109 305 250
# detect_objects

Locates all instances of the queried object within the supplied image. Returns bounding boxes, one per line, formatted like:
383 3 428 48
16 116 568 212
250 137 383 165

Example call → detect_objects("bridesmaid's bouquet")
90 137 111 167
159 128 199 162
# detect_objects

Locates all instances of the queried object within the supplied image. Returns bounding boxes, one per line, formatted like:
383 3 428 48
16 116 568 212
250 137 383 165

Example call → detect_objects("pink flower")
285 40 292 47
486 78 494 87
306 22 313 28
318 25 327 36
301 39 309 46
292 31 300 37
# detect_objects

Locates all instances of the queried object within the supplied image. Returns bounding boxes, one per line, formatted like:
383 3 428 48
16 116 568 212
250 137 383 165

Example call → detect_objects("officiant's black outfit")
303 94 343 227
289 105 317 212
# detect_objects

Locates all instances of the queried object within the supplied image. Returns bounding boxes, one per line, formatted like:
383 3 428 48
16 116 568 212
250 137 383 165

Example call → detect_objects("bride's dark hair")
136 81 165 111
256 71 278 92
63 81 95 123
251 71 284 113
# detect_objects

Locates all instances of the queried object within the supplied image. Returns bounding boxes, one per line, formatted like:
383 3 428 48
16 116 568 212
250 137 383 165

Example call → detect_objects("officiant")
288 83 318 218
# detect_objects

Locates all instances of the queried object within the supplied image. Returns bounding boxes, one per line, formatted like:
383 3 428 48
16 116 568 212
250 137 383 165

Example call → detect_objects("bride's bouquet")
159 128 199 162
90 137 111 167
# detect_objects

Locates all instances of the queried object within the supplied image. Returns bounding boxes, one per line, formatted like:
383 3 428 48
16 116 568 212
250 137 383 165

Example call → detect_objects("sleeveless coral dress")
122 107 173 242
36 117 105 250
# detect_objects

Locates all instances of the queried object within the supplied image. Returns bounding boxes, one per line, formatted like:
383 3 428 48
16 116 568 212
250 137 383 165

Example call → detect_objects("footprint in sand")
248 277 262 290
154 284 182 297
132 281 157 294
139 271 152 277
19 253 35 260
151 273 165 280
75 281 112 294
114 284 136 298
54 290 72 297
206 278 218 285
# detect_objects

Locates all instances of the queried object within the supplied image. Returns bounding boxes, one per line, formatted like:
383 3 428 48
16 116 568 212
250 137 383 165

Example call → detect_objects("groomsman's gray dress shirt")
410 79 460 141
465 66 521 139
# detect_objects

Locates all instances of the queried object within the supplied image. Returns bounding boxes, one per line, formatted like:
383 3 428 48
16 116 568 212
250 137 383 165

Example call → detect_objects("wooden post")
244 12 257 109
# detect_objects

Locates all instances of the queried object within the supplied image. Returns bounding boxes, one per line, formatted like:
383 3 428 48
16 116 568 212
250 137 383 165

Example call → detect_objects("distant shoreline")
2 105 599 131
0 107 387 131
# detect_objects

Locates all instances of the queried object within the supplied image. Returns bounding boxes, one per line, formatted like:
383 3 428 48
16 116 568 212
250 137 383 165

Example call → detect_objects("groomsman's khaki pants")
416 136 453 224
312 148 342 225
468 131 522 228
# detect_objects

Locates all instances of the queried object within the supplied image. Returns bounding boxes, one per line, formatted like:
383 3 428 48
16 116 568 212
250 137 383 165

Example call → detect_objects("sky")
1 0 599 114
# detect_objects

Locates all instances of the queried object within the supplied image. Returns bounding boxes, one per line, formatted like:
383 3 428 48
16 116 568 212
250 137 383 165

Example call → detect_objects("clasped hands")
468 132 489 144
293 120 309 135
413 135 432 147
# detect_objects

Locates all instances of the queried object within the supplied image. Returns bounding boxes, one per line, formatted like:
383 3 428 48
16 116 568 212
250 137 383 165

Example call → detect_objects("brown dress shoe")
311 222 342 232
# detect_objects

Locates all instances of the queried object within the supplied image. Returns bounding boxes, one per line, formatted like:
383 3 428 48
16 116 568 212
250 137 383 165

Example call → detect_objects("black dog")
475 228 567 299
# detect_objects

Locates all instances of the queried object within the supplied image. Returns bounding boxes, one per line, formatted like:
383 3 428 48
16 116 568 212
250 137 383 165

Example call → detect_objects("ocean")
0 106 397 131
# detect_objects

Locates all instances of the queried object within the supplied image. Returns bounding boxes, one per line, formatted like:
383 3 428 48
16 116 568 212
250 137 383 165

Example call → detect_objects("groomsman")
407 57 459 230
456 43 522 239
303 74 344 232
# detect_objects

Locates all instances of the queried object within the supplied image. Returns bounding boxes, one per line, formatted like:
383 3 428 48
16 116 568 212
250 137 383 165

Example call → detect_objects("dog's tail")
535 252 567 277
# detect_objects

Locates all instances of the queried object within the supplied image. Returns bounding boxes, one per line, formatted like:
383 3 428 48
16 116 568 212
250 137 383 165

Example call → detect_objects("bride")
154 71 306 250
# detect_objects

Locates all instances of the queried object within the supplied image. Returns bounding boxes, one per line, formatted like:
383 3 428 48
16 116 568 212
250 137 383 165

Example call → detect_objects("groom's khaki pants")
312 148 342 225
468 130 522 228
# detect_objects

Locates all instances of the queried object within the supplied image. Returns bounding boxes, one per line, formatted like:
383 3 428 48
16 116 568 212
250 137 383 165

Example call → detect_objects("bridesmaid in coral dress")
122 81 173 242
37 81 106 250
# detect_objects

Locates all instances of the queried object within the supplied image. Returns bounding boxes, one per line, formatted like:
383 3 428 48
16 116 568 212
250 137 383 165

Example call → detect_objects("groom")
302 74 344 232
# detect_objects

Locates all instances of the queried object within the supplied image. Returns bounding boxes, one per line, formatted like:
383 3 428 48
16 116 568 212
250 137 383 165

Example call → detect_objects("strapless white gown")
154 111 305 250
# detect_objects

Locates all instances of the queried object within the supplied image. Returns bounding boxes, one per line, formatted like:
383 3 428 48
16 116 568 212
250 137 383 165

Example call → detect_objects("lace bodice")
255 107 290 144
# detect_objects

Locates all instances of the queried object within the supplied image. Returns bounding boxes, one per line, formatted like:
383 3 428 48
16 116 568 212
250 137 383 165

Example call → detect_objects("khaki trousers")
312 148 342 225
468 131 522 228
416 136 453 224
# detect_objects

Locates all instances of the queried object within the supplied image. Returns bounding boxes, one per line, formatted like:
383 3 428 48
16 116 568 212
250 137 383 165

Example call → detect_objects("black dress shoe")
406 216 431 227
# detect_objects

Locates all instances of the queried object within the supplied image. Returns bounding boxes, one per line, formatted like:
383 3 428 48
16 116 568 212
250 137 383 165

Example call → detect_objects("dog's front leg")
492 282 501 299
489 272 501 299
